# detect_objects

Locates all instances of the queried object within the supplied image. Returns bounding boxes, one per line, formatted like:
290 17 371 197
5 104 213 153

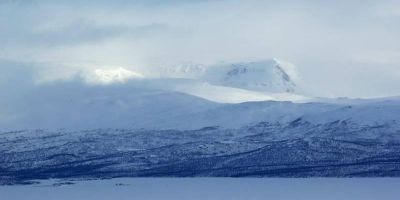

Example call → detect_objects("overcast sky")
0 0 400 97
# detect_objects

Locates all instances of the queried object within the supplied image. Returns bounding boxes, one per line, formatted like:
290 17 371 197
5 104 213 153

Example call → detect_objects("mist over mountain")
0 58 399 132
157 59 298 93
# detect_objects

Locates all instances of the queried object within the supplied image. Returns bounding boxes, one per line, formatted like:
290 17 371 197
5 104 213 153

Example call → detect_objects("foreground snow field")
1 178 400 200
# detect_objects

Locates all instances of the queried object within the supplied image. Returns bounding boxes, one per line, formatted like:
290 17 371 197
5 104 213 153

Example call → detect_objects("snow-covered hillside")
0 81 220 130
2 115 400 183
140 78 309 103
1 72 399 131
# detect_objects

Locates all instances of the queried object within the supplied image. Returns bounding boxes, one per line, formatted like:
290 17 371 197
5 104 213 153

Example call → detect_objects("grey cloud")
0 19 168 48
0 0 399 97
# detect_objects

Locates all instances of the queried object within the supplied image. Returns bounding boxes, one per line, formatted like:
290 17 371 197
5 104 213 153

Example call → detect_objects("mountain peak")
203 59 297 93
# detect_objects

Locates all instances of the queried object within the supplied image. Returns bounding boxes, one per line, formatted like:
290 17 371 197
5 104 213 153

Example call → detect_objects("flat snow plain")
1 178 400 200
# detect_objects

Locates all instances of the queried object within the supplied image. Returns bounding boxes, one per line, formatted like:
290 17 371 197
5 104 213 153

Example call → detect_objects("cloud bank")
0 0 400 97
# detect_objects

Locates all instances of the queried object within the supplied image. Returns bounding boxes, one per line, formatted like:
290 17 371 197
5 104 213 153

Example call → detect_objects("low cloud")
0 0 399 98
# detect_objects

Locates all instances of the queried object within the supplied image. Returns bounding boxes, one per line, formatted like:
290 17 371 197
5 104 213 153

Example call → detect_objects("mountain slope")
142 78 309 104
1 119 400 184
1 77 399 130
0 80 219 131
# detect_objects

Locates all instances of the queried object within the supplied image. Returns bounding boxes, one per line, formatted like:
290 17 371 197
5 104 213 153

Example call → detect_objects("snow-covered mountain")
63 59 308 104
1 59 400 182
2 108 400 183
203 59 297 93
151 59 298 94
2 95 400 182
0 59 398 130
1 77 399 131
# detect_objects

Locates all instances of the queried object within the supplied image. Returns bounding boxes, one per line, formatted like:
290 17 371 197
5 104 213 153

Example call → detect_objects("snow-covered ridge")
2 118 400 182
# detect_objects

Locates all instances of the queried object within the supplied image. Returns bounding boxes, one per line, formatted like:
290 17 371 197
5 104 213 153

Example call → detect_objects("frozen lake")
1 178 400 200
